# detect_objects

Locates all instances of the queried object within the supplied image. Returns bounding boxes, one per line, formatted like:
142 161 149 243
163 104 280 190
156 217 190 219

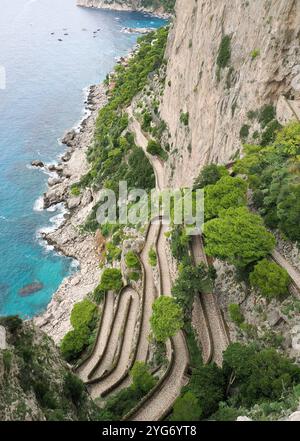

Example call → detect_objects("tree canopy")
223 343 300 407
249 258 290 300
193 164 229 189
203 207 275 268
99 268 123 293
204 176 247 220
150 297 184 342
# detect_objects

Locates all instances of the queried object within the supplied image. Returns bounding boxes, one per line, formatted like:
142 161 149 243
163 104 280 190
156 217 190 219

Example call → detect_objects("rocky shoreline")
33 82 108 344
76 0 172 20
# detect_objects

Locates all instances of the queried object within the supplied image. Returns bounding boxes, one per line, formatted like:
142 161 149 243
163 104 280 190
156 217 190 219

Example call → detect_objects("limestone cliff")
161 0 300 187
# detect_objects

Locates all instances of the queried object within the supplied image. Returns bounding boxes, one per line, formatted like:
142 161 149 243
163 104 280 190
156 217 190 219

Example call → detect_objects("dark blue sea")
0 0 165 317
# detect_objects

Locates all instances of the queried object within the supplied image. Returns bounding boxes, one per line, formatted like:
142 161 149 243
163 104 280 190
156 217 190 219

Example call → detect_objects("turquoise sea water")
0 0 165 318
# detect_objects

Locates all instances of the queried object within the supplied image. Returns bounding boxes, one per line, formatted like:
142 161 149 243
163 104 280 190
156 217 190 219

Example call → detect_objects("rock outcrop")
161 0 300 187
76 0 172 16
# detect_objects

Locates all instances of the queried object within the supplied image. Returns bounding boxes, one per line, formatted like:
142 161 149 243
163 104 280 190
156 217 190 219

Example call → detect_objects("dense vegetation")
98 361 156 420
60 300 98 362
234 122 300 242
80 28 168 234
0 317 97 421
141 0 175 13
249 259 290 300
99 268 123 293
150 296 184 343
170 341 300 421
204 207 275 268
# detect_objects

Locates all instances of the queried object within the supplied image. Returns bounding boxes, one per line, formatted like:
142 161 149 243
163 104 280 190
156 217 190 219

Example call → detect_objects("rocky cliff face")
76 0 172 14
161 0 300 187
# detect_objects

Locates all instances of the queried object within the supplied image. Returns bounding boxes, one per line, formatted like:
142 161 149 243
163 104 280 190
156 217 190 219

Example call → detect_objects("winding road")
129 223 189 421
191 234 229 366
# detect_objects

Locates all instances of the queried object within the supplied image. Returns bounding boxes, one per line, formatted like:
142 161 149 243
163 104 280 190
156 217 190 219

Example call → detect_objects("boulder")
31 160 44 168
67 196 81 210
43 186 67 208
48 177 63 187
61 150 72 162
81 189 93 207
61 130 76 146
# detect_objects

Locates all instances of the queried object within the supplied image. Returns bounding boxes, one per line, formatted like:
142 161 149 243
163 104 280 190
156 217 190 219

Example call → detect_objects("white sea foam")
37 203 68 237
33 196 44 212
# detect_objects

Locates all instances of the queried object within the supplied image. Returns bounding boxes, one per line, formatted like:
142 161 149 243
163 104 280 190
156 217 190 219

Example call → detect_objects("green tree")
277 184 300 242
172 264 215 315
147 140 168 161
274 121 300 156
203 207 275 268
249 259 290 300
204 176 247 220
125 251 141 269
223 343 300 407
150 297 184 342
171 391 202 421
228 303 244 326
130 362 156 394
193 164 228 189
60 326 90 362
63 372 85 405
70 299 97 330
99 268 123 292
188 363 225 418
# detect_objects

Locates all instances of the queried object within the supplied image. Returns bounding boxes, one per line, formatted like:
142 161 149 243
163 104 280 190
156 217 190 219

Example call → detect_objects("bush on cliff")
203 207 275 268
249 259 290 300
150 297 184 343
99 268 123 293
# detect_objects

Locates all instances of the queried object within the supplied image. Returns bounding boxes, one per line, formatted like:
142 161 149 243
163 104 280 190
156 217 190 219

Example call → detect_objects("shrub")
259 105 276 128
63 372 85 405
228 303 244 326
0 316 22 333
70 185 81 197
150 297 184 343
172 264 215 315
147 140 168 161
148 247 157 266
251 49 260 59
204 207 276 268
204 176 247 220
130 362 156 394
240 124 250 141
193 164 229 189
171 391 202 421
128 271 140 282
70 299 97 330
60 326 90 362
217 35 231 69
170 226 191 264
93 285 105 304
273 121 300 156
250 259 290 300
223 343 300 407
99 268 123 293
180 111 189 126
187 363 226 418
125 251 140 269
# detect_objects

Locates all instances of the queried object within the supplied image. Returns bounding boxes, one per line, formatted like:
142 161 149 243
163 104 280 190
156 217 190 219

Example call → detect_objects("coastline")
33 82 108 344
76 0 173 20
